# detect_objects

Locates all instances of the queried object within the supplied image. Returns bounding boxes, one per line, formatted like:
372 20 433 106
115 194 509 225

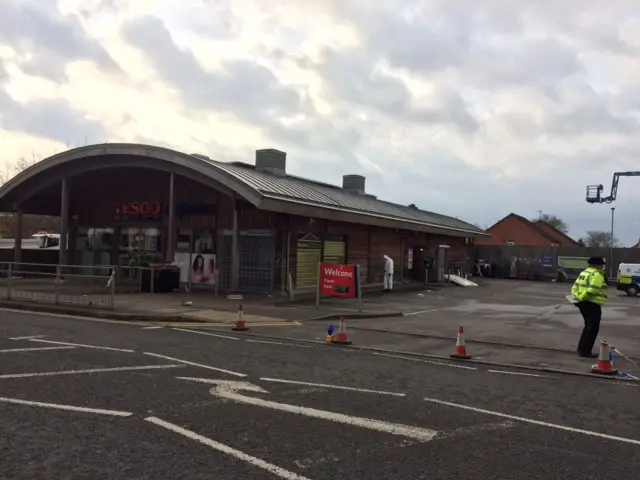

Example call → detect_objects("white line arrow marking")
177 377 437 442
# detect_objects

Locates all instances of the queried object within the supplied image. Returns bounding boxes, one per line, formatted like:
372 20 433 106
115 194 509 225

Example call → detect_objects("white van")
617 263 640 296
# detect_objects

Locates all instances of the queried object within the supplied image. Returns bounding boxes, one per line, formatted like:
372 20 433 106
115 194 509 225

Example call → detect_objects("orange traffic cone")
450 326 471 359
232 304 249 331
331 317 352 345
591 339 618 375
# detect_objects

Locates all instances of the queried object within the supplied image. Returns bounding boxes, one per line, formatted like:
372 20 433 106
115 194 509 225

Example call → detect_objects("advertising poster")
174 252 217 285
173 230 217 286
319 263 358 299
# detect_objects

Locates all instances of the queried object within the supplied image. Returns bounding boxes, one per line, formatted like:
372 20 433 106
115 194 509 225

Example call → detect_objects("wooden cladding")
368 229 404 284
286 218 414 288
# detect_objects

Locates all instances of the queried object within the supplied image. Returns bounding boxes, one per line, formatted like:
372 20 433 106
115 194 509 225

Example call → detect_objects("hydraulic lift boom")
586 171 640 203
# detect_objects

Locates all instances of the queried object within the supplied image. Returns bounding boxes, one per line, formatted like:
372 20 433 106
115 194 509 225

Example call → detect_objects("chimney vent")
255 149 286 176
342 174 366 195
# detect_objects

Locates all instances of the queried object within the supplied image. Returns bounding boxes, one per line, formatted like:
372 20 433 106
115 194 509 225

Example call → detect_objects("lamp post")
609 207 615 279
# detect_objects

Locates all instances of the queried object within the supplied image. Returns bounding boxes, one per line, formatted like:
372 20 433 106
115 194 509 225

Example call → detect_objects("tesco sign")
116 201 162 216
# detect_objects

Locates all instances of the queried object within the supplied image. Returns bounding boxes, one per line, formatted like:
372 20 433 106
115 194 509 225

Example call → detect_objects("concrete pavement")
1 309 639 479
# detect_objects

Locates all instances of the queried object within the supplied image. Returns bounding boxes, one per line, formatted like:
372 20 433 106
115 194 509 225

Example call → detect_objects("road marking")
241 321 303 327
0 308 147 325
372 352 478 371
142 326 164 330
180 378 437 442
403 309 442 316
172 328 240 341
423 397 640 446
0 364 183 379
488 369 548 378
0 396 133 417
598 380 640 387
259 377 406 397
145 417 312 480
442 421 515 439
143 352 247 377
29 338 135 353
246 339 314 348
9 335 47 340
0 346 76 353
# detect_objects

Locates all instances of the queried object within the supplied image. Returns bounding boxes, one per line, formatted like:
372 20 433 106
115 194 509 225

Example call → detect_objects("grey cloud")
309 48 478 132
120 15 306 124
465 39 584 92
0 90 106 144
542 84 640 136
0 1 119 81
314 48 412 116
410 89 479 133
329 2 584 93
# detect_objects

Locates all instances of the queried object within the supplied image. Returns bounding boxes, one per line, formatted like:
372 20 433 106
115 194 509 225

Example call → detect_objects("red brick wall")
475 216 552 247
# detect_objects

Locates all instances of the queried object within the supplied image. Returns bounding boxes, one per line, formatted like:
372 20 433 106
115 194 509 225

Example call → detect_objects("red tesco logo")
116 201 162 215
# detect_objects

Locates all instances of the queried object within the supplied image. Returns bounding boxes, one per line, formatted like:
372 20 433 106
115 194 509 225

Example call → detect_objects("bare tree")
584 231 619 248
532 212 569 234
0 152 43 186
0 153 60 236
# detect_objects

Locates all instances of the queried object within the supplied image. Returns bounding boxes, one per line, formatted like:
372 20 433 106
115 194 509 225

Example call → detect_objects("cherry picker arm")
586 171 640 203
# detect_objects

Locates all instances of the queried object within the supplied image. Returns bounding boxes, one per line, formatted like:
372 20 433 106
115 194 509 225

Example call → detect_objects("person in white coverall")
383 255 394 293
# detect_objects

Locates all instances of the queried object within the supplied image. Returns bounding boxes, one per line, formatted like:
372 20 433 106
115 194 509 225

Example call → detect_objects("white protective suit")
383 255 394 291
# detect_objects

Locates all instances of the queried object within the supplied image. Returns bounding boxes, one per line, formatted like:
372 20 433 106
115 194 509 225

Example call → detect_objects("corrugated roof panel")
207 159 483 234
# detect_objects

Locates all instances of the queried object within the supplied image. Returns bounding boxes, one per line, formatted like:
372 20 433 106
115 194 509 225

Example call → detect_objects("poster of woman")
173 229 217 286
189 253 216 285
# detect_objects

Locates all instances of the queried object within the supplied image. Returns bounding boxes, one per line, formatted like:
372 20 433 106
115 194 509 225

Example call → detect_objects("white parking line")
0 396 133 417
403 309 442 316
0 346 76 353
423 397 640 446
172 328 240 341
488 370 548 378
143 352 247 377
0 364 183 379
29 338 135 353
145 417 312 480
372 352 478 370
9 335 47 340
259 377 406 397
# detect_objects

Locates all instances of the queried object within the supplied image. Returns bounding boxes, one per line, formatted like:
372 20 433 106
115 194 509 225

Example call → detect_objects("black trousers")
577 301 601 355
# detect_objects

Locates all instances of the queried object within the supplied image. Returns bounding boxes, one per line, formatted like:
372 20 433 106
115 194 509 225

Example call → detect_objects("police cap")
587 256 605 266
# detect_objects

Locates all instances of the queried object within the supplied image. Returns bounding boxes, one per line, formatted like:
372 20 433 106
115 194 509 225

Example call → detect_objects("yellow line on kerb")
151 321 303 328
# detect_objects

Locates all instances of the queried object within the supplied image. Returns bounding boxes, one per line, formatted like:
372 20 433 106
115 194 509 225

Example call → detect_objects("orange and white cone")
591 339 618 375
450 326 471 359
331 317 352 345
232 304 249 331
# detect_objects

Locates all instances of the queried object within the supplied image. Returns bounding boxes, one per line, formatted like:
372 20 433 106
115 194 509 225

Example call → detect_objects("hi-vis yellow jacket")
571 267 608 305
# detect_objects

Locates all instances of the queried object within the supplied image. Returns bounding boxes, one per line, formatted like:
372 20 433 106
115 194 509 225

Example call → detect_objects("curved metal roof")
0 143 485 236
0 143 264 207
207 159 485 235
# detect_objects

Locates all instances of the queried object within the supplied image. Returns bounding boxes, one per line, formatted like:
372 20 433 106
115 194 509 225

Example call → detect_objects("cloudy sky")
1 0 640 244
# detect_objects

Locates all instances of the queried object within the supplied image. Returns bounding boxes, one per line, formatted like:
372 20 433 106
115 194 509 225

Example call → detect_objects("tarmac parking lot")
2 308 640 479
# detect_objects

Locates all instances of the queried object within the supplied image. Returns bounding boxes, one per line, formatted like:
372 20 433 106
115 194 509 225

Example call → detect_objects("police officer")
571 256 608 358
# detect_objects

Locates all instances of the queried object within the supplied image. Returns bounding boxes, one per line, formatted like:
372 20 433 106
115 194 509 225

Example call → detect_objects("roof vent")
342 174 366 195
255 149 286 177
408 203 418 209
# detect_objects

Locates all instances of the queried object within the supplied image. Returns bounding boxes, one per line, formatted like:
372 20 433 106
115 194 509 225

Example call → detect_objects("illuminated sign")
116 201 162 216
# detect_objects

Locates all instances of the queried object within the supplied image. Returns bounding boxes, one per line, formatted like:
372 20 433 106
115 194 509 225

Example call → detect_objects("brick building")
0 143 488 294
475 213 579 247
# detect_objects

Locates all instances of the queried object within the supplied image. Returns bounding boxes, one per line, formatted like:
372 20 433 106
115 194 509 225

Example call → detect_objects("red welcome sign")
319 263 358 299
